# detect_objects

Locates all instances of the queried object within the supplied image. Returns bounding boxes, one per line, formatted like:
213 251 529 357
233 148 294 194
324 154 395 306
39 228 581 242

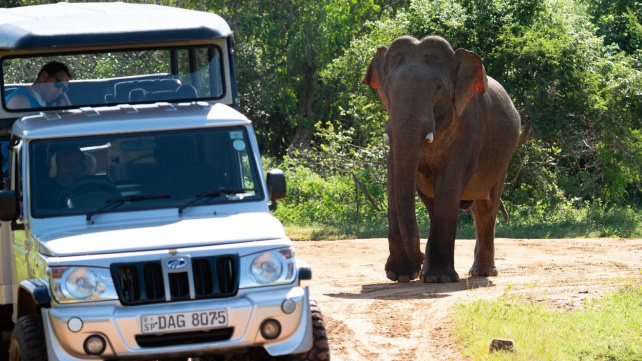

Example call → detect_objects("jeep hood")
39 212 287 256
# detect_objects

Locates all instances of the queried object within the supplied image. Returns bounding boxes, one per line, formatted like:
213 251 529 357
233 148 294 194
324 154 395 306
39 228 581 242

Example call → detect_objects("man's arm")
6 94 32 109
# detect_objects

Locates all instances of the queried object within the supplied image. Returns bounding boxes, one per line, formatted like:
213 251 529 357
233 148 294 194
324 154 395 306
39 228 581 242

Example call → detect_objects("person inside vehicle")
5 61 72 109
36 146 87 209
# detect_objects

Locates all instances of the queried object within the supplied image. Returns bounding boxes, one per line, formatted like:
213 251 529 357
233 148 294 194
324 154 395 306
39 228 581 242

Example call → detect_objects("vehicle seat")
109 79 181 103
128 84 198 103
175 84 198 99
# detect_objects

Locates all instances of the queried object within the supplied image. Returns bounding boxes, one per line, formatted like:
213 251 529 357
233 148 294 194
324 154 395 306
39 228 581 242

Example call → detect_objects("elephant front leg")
418 192 460 283
469 198 499 277
386 205 422 283
386 236 422 283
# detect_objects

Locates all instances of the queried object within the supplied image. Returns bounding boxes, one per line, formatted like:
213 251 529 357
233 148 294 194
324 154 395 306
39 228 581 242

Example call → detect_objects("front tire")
9 315 47 361
0 305 13 361
281 299 330 361
198 300 331 361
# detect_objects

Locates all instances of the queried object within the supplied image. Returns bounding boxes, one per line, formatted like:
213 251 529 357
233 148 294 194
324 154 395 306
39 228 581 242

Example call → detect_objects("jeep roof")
0 3 238 136
0 2 231 50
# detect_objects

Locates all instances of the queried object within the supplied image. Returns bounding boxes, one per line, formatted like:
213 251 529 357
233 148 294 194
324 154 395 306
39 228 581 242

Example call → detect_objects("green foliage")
498 1 642 204
273 121 390 238
200 0 387 157
584 0 642 59
273 164 389 238
453 283 642 360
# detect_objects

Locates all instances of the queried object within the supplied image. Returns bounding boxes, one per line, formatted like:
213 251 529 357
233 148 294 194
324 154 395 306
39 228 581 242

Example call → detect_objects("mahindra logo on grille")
165 258 188 269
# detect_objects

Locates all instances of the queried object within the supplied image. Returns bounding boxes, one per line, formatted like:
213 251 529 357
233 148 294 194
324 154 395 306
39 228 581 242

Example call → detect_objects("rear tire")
9 315 47 361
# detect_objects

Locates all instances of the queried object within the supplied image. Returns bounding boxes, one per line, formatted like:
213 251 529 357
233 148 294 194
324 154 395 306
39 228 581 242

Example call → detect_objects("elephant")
362 35 521 283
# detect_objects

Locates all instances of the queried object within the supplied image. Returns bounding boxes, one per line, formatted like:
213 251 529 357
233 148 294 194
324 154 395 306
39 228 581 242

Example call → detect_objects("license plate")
140 309 228 334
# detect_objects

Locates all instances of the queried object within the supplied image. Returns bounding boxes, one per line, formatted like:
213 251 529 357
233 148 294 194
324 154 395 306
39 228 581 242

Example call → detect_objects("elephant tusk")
384 133 390 146
426 132 434 143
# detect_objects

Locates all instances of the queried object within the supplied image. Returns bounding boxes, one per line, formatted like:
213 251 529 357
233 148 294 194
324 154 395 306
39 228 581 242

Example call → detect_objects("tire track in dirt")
295 238 642 361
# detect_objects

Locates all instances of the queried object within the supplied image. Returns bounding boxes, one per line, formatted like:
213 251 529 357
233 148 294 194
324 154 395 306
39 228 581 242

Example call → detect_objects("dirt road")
294 238 642 361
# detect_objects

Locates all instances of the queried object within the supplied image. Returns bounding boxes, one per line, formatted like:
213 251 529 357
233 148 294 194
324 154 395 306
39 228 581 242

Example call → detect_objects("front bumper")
42 286 312 360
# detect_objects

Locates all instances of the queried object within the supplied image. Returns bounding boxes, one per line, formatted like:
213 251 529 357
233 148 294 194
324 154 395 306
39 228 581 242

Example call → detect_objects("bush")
274 164 389 239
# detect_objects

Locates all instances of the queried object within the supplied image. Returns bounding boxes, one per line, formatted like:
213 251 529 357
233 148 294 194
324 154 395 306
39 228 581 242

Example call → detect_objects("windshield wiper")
87 194 170 221
178 188 255 214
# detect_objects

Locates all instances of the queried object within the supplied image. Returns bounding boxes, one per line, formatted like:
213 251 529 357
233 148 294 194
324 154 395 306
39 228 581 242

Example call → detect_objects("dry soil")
294 238 642 361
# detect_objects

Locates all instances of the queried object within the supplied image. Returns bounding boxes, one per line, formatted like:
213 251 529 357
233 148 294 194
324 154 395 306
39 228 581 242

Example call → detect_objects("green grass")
452 283 642 361
281 203 642 241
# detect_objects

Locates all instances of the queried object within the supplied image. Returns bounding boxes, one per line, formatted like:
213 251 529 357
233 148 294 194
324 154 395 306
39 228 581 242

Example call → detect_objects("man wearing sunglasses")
5 60 72 109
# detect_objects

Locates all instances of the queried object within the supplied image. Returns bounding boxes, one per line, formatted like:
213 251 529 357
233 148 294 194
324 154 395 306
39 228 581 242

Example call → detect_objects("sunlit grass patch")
453 283 642 360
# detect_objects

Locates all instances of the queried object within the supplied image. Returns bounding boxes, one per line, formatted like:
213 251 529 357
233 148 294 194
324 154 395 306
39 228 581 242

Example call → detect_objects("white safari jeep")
0 3 329 361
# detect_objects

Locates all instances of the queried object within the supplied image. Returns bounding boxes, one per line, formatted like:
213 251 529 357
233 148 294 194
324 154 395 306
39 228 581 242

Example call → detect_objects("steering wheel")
57 178 120 209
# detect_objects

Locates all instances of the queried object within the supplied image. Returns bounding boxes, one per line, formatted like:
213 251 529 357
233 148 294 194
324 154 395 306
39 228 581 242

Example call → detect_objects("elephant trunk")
389 106 434 265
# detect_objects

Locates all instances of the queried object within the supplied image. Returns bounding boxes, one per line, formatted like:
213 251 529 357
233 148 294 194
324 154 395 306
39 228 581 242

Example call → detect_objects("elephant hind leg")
469 197 500 277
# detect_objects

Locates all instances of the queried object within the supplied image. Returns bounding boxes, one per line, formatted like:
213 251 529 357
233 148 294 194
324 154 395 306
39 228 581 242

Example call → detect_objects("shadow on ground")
327 277 495 300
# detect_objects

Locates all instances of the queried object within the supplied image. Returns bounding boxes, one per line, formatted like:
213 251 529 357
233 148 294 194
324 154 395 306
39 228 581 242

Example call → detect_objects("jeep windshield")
2 46 225 112
29 127 262 218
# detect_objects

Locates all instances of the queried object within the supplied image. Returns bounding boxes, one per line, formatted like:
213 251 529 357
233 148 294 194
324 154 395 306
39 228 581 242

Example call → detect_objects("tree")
584 0 642 59
191 0 388 157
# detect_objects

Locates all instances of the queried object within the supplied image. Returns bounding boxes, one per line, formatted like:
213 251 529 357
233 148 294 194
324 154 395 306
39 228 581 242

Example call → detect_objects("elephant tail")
499 199 510 222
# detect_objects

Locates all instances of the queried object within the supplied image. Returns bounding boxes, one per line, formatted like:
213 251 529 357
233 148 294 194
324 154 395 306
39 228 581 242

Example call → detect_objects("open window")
2 45 225 112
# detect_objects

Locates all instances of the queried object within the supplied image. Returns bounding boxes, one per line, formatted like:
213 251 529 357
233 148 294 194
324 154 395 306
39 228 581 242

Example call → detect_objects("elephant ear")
454 48 488 117
362 46 390 112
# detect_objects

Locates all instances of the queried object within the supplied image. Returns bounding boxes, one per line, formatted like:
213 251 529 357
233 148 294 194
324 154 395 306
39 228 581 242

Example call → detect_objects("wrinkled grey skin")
363 35 521 283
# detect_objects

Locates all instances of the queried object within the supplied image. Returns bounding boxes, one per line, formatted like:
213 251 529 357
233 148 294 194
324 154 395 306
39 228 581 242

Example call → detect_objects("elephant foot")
468 264 498 277
420 259 459 283
385 258 421 283
421 264 459 283
421 268 459 283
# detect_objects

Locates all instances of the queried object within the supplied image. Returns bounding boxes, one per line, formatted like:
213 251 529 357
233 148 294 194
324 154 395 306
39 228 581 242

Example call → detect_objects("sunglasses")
49 75 69 93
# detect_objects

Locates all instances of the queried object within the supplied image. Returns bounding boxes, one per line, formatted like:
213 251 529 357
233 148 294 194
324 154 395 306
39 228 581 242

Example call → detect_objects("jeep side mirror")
0 190 19 221
266 169 286 211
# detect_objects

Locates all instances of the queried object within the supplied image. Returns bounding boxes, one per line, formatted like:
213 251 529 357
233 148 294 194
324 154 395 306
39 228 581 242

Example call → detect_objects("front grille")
111 255 239 305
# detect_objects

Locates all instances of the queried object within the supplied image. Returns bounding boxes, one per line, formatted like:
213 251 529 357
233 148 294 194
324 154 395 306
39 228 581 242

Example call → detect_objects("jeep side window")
175 47 224 98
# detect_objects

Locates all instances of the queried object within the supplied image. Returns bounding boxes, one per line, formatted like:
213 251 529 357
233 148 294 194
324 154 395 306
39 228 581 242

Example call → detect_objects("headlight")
49 267 118 303
251 252 284 284
240 248 296 288
66 268 99 299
